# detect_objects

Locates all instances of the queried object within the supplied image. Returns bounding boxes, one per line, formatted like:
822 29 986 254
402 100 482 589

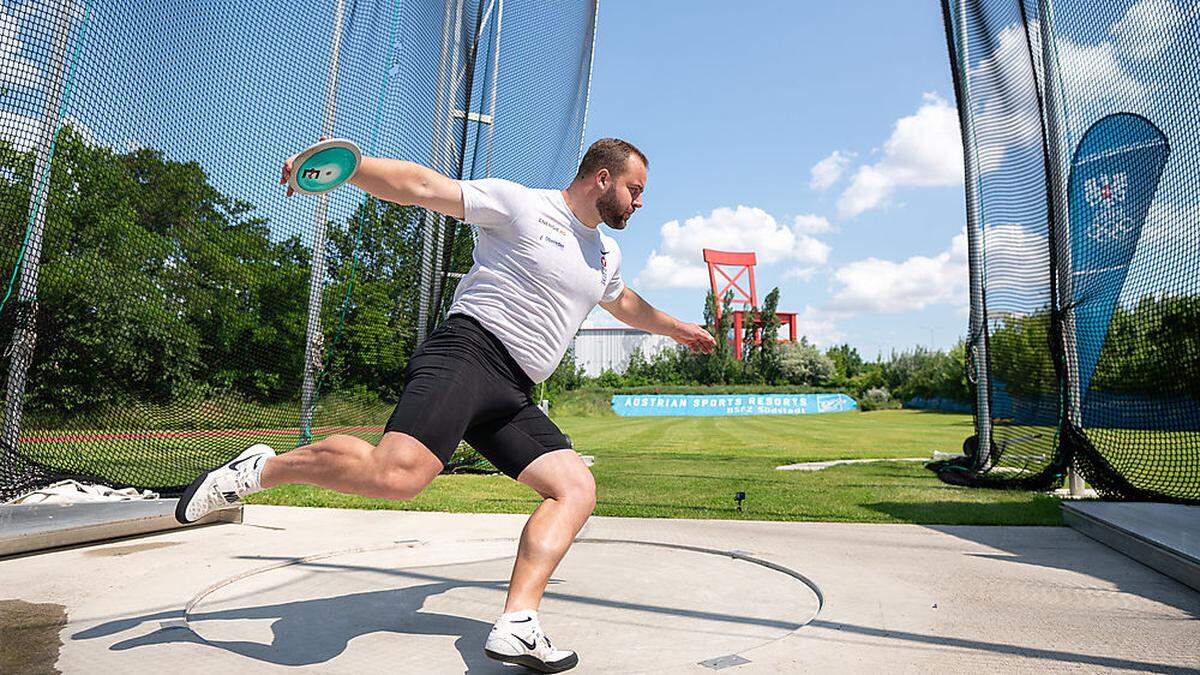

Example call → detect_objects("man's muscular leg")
261 431 444 500
505 449 597 612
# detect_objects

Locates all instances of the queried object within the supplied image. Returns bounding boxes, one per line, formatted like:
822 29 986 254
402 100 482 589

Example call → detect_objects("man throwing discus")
176 137 716 673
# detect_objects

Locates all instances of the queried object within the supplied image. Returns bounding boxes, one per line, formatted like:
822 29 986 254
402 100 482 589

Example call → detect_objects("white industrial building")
571 327 678 376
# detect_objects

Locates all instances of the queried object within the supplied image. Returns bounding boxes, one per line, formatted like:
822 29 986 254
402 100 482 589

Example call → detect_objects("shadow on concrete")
809 619 1196 674
74 579 511 673
72 553 809 671
867 501 1200 621
239 554 808 633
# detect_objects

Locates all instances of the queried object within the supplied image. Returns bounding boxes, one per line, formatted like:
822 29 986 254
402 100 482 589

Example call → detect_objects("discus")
287 138 361 195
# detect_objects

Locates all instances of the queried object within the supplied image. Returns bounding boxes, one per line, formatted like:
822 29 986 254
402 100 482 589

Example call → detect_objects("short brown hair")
574 138 648 182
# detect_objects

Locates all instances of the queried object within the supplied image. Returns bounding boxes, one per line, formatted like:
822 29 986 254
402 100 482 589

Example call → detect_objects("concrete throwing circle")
183 538 822 673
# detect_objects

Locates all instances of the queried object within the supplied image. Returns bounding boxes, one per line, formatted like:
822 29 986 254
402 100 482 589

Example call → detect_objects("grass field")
247 410 1064 525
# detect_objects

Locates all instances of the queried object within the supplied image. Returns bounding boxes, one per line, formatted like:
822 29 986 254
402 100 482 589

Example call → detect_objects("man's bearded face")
596 184 630 230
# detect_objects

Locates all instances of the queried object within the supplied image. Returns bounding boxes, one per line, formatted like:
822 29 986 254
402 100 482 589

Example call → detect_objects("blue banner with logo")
1067 113 1169 396
611 393 859 417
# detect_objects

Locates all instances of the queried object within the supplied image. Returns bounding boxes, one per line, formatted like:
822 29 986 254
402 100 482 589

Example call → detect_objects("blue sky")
1 0 966 358
5 0 1191 361
580 1 969 357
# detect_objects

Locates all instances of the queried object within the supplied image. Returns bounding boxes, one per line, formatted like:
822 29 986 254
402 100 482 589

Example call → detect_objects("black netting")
0 0 597 501
934 0 1200 503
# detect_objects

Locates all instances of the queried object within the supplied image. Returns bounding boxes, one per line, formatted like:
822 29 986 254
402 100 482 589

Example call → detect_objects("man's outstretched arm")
282 149 464 220
600 287 716 353
350 158 465 219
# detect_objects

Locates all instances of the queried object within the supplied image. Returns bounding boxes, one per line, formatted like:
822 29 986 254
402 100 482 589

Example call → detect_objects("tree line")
3 128 1192 422
544 289 973 410
0 127 442 420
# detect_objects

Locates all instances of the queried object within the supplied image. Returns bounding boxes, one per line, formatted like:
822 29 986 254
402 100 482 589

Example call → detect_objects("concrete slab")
775 458 925 471
1063 501 1200 592
1 507 1198 674
0 501 241 557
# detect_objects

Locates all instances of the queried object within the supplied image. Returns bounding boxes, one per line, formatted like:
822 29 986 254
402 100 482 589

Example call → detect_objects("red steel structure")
702 249 798 360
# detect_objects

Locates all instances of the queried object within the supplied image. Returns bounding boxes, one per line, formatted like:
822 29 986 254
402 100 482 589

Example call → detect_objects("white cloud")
1052 34 1144 105
980 224 1049 295
828 228 968 313
783 267 817 283
0 10 102 154
792 305 845 347
62 115 98 146
636 250 710 289
966 20 1146 175
1120 200 1200 300
634 205 832 289
120 137 147 154
0 110 40 152
0 11 41 90
1111 0 1186 61
809 151 855 190
791 213 834 234
793 235 832 265
836 94 964 218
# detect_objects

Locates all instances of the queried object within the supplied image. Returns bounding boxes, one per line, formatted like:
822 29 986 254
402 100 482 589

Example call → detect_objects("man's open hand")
279 135 327 197
671 322 717 354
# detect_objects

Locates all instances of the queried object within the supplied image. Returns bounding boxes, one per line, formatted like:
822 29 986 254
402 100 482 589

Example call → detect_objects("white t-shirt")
448 178 625 383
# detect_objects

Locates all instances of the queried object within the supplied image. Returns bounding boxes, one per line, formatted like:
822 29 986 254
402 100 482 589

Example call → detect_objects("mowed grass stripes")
249 410 1064 525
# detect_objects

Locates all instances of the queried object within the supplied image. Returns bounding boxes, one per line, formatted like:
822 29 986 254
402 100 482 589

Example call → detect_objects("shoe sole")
174 445 268 525
174 467 215 525
485 648 578 673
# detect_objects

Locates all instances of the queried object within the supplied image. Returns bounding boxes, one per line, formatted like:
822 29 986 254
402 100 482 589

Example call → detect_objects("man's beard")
596 186 628 230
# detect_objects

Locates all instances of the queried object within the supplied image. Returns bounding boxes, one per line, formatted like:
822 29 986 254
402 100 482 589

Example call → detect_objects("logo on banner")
1084 172 1133 243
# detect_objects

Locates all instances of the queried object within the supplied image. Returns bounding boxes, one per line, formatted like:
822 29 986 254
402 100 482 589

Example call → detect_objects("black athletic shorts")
385 313 571 479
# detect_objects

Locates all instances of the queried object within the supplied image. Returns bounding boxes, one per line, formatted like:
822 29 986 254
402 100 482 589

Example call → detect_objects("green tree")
741 287 783 383
826 343 865 381
988 310 1056 398
320 199 424 401
777 337 835 385
701 290 738 384
1091 294 1200 398
1 126 315 414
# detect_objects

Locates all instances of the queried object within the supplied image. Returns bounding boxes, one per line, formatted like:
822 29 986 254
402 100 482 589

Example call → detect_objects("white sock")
230 449 271 496
244 454 269 493
498 609 538 627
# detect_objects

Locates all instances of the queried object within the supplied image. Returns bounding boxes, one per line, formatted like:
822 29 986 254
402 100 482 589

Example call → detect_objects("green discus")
288 138 361 195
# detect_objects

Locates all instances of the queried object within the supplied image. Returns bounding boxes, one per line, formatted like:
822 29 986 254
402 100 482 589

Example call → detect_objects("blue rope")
302 0 406 443
0 1 95 320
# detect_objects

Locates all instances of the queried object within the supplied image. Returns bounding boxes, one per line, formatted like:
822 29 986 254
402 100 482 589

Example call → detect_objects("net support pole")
1036 0 1083 496
577 0 599 166
417 0 461 344
298 0 348 442
483 0 503 178
948 0 991 462
420 0 501 338
1036 0 1084 494
1 2 78 460
449 1 499 265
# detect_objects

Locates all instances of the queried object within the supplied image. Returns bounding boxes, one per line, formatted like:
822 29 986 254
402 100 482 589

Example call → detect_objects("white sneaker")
174 444 274 524
484 613 578 673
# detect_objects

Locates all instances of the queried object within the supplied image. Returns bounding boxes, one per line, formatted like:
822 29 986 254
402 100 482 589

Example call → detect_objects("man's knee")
372 465 434 501
558 468 596 512
370 434 442 501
